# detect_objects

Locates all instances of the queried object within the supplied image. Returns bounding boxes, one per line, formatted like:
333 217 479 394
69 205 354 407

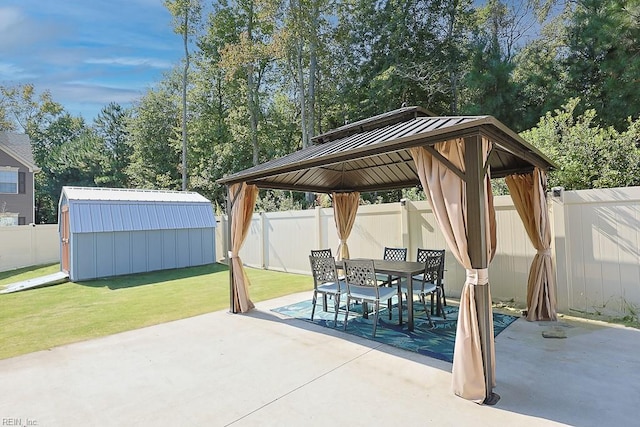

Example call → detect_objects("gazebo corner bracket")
424 145 467 182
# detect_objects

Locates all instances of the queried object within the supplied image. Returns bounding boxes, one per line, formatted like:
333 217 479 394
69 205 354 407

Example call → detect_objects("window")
18 216 26 225
0 169 18 194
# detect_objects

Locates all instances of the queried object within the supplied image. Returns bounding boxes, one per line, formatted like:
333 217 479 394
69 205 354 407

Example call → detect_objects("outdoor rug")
272 299 518 363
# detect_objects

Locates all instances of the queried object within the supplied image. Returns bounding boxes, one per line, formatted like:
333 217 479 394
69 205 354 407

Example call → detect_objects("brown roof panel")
217 109 555 193
312 106 435 144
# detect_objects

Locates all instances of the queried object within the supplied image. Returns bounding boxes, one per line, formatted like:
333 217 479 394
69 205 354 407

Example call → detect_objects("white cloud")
1 0 181 120
0 62 37 80
0 62 23 77
0 6 66 51
85 57 174 70
54 82 143 104
0 7 22 31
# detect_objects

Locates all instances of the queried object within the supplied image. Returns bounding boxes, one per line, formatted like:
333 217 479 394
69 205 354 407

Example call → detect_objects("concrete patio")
1 291 638 426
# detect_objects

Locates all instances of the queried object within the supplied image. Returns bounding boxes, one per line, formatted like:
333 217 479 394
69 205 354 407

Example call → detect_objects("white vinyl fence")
216 187 640 319
551 187 640 317
0 224 59 272
4 187 639 319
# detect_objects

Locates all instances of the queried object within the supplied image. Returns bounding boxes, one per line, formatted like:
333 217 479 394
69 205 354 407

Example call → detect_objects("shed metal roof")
62 186 211 203
60 187 216 233
217 107 555 193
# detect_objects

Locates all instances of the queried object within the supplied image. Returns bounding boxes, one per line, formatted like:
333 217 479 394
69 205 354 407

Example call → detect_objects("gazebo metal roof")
217 106 555 192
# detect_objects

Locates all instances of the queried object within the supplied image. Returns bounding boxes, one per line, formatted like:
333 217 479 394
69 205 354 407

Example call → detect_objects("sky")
0 0 184 123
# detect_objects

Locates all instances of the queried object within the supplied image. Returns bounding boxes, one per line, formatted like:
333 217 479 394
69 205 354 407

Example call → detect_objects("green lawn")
0 263 312 360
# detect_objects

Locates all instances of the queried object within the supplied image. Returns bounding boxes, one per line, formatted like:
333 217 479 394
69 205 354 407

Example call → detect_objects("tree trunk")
297 39 308 149
308 2 318 143
246 3 260 166
305 2 319 205
181 10 189 190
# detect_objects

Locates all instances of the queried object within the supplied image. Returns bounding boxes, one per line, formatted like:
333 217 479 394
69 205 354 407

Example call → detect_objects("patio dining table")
336 258 425 332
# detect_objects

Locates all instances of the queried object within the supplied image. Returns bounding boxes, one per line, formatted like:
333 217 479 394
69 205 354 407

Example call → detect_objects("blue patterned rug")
272 299 518 363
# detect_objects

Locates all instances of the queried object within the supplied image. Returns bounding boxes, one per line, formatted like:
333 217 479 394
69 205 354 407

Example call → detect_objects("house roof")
60 187 216 233
0 132 39 172
217 106 556 193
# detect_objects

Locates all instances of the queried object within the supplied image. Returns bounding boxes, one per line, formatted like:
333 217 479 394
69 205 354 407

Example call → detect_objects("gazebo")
217 106 557 405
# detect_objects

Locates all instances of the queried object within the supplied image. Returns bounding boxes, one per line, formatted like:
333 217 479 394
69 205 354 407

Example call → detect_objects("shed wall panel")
189 229 204 265
131 232 147 273
176 230 191 268
201 229 215 264
162 230 177 269
95 233 115 278
146 232 163 271
113 232 132 276
74 234 96 281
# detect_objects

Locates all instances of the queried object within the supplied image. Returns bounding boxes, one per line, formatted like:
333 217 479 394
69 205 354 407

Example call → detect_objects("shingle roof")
0 132 39 171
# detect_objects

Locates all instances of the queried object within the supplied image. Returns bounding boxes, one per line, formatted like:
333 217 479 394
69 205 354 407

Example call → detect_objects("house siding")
0 149 34 224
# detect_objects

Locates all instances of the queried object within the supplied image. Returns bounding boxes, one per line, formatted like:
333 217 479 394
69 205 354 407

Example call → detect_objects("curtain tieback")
228 251 239 259
339 239 347 245
466 268 489 286
537 248 551 256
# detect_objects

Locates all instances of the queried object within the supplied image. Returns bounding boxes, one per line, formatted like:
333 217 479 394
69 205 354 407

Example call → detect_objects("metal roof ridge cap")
312 106 434 143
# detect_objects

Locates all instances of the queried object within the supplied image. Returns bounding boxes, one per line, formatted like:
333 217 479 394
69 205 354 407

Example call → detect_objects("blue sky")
0 0 183 122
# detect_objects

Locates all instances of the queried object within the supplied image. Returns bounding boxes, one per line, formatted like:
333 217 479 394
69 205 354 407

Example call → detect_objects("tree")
93 103 133 188
513 0 640 131
562 0 640 130
521 98 640 190
462 0 523 129
511 12 566 131
30 113 93 223
165 0 203 190
213 0 281 167
333 0 438 116
0 84 64 133
127 83 182 190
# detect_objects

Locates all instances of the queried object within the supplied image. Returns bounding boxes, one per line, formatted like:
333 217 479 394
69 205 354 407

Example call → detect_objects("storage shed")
58 186 216 281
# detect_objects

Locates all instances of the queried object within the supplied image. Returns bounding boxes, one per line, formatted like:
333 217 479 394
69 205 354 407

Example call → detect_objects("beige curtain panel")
230 182 259 313
505 168 558 321
332 192 360 260
410 138 497 403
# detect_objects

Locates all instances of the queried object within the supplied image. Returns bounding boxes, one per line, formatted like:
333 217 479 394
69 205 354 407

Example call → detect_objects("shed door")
61 205 70 273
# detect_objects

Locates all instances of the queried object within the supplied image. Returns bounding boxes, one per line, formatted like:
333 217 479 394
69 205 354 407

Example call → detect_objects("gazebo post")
226 185 237 313
464 135 499 405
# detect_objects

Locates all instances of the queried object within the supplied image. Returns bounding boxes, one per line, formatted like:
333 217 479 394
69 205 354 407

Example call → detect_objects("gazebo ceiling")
217 106 556 193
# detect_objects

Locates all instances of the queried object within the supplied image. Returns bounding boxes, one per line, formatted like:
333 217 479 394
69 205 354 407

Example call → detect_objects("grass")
0 263 312 360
